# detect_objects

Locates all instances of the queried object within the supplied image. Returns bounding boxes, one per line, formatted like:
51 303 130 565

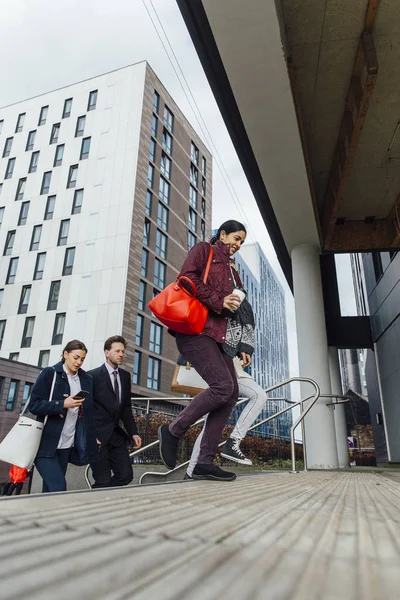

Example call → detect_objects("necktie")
112 370 120 403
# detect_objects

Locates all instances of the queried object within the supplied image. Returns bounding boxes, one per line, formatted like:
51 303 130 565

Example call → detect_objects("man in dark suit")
89 335 141 488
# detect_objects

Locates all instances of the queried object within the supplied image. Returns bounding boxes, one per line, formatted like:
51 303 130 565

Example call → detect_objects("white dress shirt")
104 361 121 402
57 365 81 450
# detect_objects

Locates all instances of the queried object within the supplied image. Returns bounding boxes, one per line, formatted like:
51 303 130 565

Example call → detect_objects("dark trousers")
35 448 71 493
90 432 133 488
3 482 24 496
171 334 238 464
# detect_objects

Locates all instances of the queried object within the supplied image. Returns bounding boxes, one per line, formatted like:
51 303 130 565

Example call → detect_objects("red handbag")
148 246 214 335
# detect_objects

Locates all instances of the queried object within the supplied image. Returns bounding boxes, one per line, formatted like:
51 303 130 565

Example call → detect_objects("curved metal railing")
84 376 321 488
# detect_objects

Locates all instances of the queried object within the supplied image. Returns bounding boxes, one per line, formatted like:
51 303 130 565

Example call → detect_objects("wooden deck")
1 471 400 599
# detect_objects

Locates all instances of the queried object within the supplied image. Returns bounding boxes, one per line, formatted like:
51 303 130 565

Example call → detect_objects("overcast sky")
0 0 357 397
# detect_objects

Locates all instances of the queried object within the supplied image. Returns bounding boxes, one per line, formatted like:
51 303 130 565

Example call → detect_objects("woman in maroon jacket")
158 220 247 481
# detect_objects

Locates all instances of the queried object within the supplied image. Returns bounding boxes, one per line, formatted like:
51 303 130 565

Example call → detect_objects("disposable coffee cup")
232 288 246 309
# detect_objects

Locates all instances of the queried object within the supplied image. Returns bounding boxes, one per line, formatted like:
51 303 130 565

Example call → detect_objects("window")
151 114 158 137
52 313 66 345
30 225 42 251
147 164 154 188
149 138 156 162
62 98 73 118
18 201 29 226
72 189 83 215
15 178 26 201
157 203 169 232
47 280 61 310
149 322 163 354
18 285 31 314
190 163 198 187
191 142 199 166
147 357 161 390
3 137 13 158
3 231 15 256
201 198 206 219
153 91 160 113
21 383 33 409
202 156 207 177
15 113 25 133
80 137 91 160
26 130 36 151
67 165 78 188
0 120 3 134
141 249 149 277
0 320 5 348
33 252 46 280
87 90 98 111
132 351 142 385
38 350 50 368
162 128 172 154
188 230 197 250
138 280 146 311
159 176 170 204
21 316 35 348
0 207 4 228
5 380 19 411
163 105 174 132
62 247 75 275
44 195 56 220
143 219 150 246
38 106 48 126
201 220 206 241
156 229 167 259
54 144 64 167
188 208 197 232
6 257 18 283
135 314 144 346
160 152 171 179
50 123 60 144
202 177 206 197
29 150 39 173
75 115 86 137
58 219 70 246
154 258 166 288
5 158 15 179
9 353 19 361
145 190 152 216
189 185 197 210
40 171 52 195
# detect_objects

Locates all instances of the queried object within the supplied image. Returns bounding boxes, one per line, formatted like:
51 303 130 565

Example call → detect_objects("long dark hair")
61 339 88 362
210 220 247 245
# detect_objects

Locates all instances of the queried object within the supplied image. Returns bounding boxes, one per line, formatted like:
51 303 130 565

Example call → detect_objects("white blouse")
57 366 81 450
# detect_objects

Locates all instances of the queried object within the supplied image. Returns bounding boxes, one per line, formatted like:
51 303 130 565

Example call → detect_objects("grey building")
234 243 292 441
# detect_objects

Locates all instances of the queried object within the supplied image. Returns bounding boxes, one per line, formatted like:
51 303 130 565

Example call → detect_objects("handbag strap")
202 245 214 284
21 369 57 424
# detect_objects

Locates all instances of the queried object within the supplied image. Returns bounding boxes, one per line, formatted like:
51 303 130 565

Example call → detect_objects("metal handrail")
136 377 319 484
84 376 320 488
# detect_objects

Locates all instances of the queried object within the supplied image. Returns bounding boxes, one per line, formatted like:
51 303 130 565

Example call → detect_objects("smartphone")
73 390 89 400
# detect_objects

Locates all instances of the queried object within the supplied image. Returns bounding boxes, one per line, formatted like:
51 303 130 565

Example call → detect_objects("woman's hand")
240 352 251 368
223 293 241 312
63 395 84 409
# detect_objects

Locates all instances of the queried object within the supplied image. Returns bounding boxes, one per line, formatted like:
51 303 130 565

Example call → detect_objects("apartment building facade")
0 62 212 397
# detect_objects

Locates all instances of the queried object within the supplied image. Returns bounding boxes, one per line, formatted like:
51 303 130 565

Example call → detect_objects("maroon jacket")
179 240 243 344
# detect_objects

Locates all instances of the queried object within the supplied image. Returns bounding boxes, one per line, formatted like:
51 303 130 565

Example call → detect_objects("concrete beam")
322 30 379 249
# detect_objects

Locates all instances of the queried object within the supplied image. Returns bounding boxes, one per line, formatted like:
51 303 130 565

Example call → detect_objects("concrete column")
291 244 338 469
328 346 350 468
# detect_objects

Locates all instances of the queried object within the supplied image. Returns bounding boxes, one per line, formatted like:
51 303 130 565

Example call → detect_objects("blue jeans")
170 334 238 464
35 448 71 493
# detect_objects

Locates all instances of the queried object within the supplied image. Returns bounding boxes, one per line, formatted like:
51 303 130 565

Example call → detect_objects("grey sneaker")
220 438 252 465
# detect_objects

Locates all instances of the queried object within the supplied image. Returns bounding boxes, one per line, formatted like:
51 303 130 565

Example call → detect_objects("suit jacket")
29 361 98 462
88 364 138 446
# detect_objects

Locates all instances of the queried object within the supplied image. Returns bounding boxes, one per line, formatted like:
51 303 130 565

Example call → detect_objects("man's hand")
132 435 142 449
240 352 251 368
96 438 101 445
